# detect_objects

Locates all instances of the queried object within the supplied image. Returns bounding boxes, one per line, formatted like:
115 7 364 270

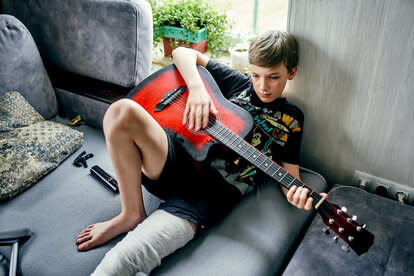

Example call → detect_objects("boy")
77 30 323 275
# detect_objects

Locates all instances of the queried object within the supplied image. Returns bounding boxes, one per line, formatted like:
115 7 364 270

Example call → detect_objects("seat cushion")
0 111 328 275
0 119 327 276
0 119 162 276
152 168 328 276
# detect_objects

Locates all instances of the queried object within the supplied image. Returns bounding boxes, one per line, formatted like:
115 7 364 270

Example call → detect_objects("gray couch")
0 1 327 275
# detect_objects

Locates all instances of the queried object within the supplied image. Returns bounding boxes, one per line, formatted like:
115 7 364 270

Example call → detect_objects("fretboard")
206 120 323 205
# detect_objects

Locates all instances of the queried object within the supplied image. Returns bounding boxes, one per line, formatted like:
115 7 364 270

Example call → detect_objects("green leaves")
149 0 232 57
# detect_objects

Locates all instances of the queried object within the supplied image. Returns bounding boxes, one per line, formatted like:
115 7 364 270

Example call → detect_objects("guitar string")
164 96 342 215
209 121 325 204
169 97 329 201
167 98 364 233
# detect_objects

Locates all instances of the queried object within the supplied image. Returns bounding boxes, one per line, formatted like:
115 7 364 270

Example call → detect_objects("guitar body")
128 64 253 161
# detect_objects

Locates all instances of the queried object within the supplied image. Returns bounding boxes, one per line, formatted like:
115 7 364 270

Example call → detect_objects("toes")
76 232 91 242
78 240 93 251
76 234 91 245
79 227 92 236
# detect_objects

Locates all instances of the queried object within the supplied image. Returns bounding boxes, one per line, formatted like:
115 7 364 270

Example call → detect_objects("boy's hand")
183 85 218 131
286 186 328 211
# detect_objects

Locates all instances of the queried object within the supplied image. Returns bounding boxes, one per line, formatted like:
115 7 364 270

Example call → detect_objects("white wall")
286 0 414 187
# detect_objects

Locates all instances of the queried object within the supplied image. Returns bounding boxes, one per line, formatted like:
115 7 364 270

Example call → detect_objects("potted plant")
149 0 232 57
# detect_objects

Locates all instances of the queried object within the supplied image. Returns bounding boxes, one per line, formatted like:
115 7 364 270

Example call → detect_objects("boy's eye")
269 76 280 80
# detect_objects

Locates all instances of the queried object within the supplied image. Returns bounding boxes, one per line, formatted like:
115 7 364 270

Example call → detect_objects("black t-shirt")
205 60 304 195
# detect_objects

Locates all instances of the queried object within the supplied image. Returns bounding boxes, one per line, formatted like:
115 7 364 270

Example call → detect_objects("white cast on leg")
91 210 196 276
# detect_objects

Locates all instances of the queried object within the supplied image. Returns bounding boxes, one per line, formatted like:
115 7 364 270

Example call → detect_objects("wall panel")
286 0 414 187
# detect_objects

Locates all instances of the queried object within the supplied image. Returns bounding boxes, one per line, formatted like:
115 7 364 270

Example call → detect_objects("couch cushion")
283 185 414 275
2 0 153 87
0 92 84 200
0 14 57 119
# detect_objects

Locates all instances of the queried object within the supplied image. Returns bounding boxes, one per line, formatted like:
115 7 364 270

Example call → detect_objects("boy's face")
251 63 297 103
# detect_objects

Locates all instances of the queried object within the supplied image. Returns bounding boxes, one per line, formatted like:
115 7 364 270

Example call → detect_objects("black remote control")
90 165 119 193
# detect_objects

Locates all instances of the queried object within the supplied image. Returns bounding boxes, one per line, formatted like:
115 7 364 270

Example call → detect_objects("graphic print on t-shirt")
210 90 302 195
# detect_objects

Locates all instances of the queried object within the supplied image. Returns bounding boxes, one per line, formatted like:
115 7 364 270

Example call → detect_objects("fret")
287 177 296 188
235 141 244 151
221 128 233 144
279 171 288 181
219 126 243 151
209 126 224 140
263 161 271 172
209 122 324 206
250 151 261 162
213 125 228 142
311 193 322 204
256 155 267 167
240 142 250 154
271 166 281 177
225 130 238 147
245 147 256 159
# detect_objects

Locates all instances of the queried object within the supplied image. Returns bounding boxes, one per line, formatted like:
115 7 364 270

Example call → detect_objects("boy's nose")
259 78 267 91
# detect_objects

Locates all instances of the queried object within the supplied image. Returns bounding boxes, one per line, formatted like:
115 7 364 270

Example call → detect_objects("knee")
103 99 143 137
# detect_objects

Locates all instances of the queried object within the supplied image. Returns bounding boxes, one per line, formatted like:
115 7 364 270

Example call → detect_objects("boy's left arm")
280 162 327 211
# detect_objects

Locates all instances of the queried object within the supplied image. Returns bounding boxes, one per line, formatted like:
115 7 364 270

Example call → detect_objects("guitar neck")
206 120 324 206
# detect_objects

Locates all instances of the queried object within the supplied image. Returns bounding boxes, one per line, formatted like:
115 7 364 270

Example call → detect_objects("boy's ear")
288 66 298 80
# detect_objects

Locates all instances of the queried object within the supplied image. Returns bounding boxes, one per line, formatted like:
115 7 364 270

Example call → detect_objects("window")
210 0 289 36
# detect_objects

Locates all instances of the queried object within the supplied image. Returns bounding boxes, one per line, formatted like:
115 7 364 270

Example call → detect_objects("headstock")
317 201 374 255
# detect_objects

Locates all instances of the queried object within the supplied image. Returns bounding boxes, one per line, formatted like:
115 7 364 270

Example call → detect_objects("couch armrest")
0 15 58 119
2 0 153 88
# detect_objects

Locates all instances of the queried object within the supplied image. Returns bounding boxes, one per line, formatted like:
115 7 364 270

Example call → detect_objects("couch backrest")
0 14 58 119
2 0 153 88
286 0 414 187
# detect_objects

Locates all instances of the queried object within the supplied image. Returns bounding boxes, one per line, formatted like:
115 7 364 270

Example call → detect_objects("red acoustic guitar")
128 64 374 255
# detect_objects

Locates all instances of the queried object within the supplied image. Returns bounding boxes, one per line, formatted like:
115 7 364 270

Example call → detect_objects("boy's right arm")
172 47 218 131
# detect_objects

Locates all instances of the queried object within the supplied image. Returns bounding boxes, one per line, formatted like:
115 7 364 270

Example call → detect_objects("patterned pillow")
0 91 84 200
0 91 44 132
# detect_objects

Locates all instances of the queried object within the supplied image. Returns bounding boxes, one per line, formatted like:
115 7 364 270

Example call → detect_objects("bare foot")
76 214 145 251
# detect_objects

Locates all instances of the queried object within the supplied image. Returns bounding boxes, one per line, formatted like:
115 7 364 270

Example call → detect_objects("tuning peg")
338 227 344 233
329 218 335 225
341 206 348 212
348 236 354 242
341 244 350 252
352 215 357 221
333 236 339 243
322 226 330 235
356 224 367 232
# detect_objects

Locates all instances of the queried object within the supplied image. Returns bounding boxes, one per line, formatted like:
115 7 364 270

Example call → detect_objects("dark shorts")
142 131 242 229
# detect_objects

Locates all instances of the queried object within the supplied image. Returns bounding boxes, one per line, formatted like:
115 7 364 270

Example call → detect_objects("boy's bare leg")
76 99 169 251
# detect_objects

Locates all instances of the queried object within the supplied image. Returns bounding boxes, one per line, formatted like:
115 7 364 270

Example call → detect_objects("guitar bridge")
155 85 187 112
